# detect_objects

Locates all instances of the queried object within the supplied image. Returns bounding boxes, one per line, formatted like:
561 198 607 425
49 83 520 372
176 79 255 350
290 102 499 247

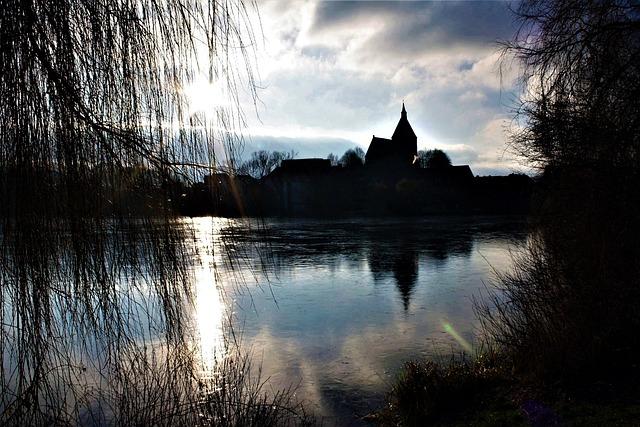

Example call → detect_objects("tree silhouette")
239 150 297 178
504 0 640 170
340 147 365 168
481 0 640 386
417 149 452 168
0 2 267 424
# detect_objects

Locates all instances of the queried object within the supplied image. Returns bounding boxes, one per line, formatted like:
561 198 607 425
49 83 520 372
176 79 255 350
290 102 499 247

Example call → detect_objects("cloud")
308 1 516 66
310 1 515 46
466 116 534 174
241 134 361 159
236 0 524 175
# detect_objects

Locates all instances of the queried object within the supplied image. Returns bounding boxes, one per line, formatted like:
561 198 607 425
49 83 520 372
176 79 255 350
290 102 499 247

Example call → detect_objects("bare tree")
480 0 640 385
340 147 365 168
504 0 640 170
239 150 297 178
327 153 339 166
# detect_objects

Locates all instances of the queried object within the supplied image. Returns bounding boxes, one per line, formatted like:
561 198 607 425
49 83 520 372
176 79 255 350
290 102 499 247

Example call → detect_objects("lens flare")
441 320 473 353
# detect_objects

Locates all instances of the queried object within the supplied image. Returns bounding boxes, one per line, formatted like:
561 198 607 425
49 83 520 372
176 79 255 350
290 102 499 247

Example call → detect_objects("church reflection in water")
392 250 419 310
206 218 521 314
197 217 527 423
366 231 473 310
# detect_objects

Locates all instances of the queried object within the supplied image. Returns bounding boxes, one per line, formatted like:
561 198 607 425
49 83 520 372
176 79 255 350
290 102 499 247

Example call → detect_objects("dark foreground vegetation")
3 0 639 425
0 0 314 425
377 0 640 425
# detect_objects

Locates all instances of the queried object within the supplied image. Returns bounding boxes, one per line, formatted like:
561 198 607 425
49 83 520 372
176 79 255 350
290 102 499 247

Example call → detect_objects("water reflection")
192 217 227 375
392 249 418 311
204 216 528 423
0 215 526 424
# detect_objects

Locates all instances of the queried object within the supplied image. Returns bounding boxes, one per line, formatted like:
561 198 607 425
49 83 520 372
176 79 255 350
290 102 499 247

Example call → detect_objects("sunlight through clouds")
184 78 230 118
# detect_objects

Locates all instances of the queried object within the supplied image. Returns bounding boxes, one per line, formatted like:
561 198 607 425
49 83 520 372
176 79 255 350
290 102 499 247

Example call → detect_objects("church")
194 103 533 217
365 103 417 167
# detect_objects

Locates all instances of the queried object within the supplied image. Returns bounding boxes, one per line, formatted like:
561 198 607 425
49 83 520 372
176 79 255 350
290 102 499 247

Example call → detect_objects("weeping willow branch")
0 0 268 424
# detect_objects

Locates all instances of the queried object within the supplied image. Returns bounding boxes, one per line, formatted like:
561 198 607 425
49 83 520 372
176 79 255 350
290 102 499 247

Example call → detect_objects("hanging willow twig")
0 1 286 425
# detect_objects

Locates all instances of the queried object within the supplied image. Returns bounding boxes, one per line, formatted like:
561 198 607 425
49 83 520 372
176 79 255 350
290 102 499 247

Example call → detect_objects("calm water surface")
192 216 528 425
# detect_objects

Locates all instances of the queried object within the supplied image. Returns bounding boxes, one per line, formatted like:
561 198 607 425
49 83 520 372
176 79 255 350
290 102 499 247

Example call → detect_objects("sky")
191 0 527 176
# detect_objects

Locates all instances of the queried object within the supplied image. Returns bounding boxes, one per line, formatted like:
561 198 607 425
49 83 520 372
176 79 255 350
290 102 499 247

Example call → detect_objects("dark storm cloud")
311 1 517 49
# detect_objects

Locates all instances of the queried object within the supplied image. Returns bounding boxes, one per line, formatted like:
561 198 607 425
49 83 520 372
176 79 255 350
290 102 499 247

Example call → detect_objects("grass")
373 354 525 426
376 353 640 426
197 352 315 427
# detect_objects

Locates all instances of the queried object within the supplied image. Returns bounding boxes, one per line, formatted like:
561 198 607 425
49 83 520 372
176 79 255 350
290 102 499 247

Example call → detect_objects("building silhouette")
365 103 417 168
185 104 533 217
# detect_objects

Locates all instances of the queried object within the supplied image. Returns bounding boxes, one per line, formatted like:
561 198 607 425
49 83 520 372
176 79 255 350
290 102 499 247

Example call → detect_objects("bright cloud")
236 0 524 175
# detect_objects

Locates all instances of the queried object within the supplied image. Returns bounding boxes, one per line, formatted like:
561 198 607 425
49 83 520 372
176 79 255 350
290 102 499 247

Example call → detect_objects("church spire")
393 102 415 141
391 102 417 164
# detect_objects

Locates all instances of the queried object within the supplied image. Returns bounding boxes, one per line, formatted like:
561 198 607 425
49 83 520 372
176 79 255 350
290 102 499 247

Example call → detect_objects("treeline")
237 147 456 178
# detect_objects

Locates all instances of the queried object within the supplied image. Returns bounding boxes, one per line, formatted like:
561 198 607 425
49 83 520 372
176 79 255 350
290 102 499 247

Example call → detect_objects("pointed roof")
392 103 416 141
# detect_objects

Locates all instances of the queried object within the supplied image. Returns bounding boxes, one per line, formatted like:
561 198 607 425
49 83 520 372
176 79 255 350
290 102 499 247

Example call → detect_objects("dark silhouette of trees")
482 0 640 386
417 149 452 168
0 2 311 425
340 147 365 168
327 153 339 166
239 150 297 178
505 0 640 170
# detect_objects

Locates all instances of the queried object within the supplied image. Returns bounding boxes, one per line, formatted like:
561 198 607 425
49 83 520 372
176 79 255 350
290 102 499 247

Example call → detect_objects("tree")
239 150 297 178
480 0 640 385
340 147 365 168
327 153 339 166
504 0 640 170
0 1 262 424
417 149 452 168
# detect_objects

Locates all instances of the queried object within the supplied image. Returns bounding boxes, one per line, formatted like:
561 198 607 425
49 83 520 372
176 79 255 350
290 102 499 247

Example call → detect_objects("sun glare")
441 320 473 353
184 78 229 118
192 217 227 375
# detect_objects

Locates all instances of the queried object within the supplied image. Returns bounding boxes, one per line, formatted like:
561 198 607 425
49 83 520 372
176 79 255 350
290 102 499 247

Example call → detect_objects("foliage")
238 150 297 178
339 147 365 168
417 149 452 168
482 0 640 385
0 1 311 424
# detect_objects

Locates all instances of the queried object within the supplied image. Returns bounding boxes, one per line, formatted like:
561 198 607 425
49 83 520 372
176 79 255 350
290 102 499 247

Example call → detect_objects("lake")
189 216 529 425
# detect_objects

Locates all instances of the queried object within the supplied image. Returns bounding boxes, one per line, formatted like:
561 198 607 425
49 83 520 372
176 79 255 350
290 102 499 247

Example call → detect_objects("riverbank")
371 217 640 426
373 354 640 426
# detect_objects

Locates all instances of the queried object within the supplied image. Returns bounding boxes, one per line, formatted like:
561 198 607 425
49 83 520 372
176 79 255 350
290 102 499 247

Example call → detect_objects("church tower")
364 103 419 167
391 103 417 165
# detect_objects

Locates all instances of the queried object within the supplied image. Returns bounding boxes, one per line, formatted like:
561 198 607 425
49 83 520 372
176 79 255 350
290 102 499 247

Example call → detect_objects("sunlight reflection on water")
191 217 227 376
185 216 529 423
